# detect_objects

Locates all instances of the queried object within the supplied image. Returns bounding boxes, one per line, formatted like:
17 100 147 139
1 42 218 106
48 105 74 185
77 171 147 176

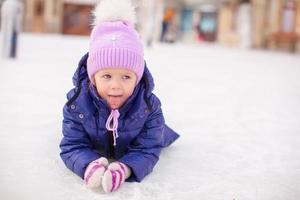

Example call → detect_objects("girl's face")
94 68 137 110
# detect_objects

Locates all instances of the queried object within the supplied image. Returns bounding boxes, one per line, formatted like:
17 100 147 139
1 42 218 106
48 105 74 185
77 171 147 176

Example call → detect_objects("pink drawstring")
105 109 120 146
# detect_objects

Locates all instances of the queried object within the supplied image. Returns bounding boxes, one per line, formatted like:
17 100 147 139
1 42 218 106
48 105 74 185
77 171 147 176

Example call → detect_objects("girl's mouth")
107 95 123 109
108 95 122 97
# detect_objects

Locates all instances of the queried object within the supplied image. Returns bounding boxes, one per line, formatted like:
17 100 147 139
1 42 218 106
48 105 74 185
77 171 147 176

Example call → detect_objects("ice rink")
1 33 300 200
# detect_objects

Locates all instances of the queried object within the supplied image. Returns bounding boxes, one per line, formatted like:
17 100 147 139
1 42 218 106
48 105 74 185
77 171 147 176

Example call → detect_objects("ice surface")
0 33 300 200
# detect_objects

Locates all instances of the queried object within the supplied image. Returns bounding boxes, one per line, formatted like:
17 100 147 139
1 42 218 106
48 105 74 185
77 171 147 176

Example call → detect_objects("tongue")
108 96 122 109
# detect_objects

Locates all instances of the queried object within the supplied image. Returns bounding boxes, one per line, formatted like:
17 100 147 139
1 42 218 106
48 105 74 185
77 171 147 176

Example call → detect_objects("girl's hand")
102 162 131 193
84 157 109 188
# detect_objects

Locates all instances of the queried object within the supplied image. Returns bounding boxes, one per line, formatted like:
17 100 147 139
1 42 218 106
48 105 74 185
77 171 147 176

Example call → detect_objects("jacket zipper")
108 131 115 159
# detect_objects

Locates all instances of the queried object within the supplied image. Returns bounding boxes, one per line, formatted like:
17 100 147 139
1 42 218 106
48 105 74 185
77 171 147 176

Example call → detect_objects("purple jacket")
60 53 179 182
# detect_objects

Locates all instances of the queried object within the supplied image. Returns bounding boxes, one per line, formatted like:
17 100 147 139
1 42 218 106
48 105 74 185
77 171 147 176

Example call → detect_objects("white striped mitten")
102 162 131 193
84 157 109 188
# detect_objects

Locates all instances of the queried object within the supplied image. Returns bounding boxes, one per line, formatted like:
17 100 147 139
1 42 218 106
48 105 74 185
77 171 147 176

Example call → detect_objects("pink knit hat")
87 0 144 83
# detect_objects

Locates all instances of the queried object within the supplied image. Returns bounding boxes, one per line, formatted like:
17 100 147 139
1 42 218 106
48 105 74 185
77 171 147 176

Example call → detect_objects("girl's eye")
103 74 111 79
123 75 131 80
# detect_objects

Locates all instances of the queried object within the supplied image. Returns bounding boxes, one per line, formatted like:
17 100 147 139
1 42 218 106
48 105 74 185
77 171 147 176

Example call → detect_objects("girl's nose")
110 80 121 90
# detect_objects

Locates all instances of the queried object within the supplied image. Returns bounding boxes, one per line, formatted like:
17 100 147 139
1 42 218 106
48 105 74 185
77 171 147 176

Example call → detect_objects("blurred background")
0 0 299 53
1 1 300 199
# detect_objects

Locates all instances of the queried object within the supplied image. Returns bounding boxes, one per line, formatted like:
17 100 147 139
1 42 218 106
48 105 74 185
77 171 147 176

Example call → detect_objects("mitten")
84 157 109 188
102 162 131 193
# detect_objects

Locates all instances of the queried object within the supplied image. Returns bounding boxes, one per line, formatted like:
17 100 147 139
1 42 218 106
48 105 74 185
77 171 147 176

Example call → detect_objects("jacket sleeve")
118 95 166 182
59 90 101 179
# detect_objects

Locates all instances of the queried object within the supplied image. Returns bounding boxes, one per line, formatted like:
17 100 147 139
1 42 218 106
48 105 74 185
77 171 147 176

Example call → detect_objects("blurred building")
219 0 300 51
23 0 98 35
1 0 299 53
24 0 61 33
265 0 299 52
191 0 298 53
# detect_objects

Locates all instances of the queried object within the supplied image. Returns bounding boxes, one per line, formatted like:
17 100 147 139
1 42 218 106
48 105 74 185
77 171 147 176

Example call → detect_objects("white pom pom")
92 0 136 26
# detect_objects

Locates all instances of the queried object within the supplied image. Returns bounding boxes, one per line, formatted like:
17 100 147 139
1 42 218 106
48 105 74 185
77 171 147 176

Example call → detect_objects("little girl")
59 0 179 193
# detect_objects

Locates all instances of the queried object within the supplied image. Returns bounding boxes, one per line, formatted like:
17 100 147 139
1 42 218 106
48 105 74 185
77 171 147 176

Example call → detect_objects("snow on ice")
0 33 300 200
